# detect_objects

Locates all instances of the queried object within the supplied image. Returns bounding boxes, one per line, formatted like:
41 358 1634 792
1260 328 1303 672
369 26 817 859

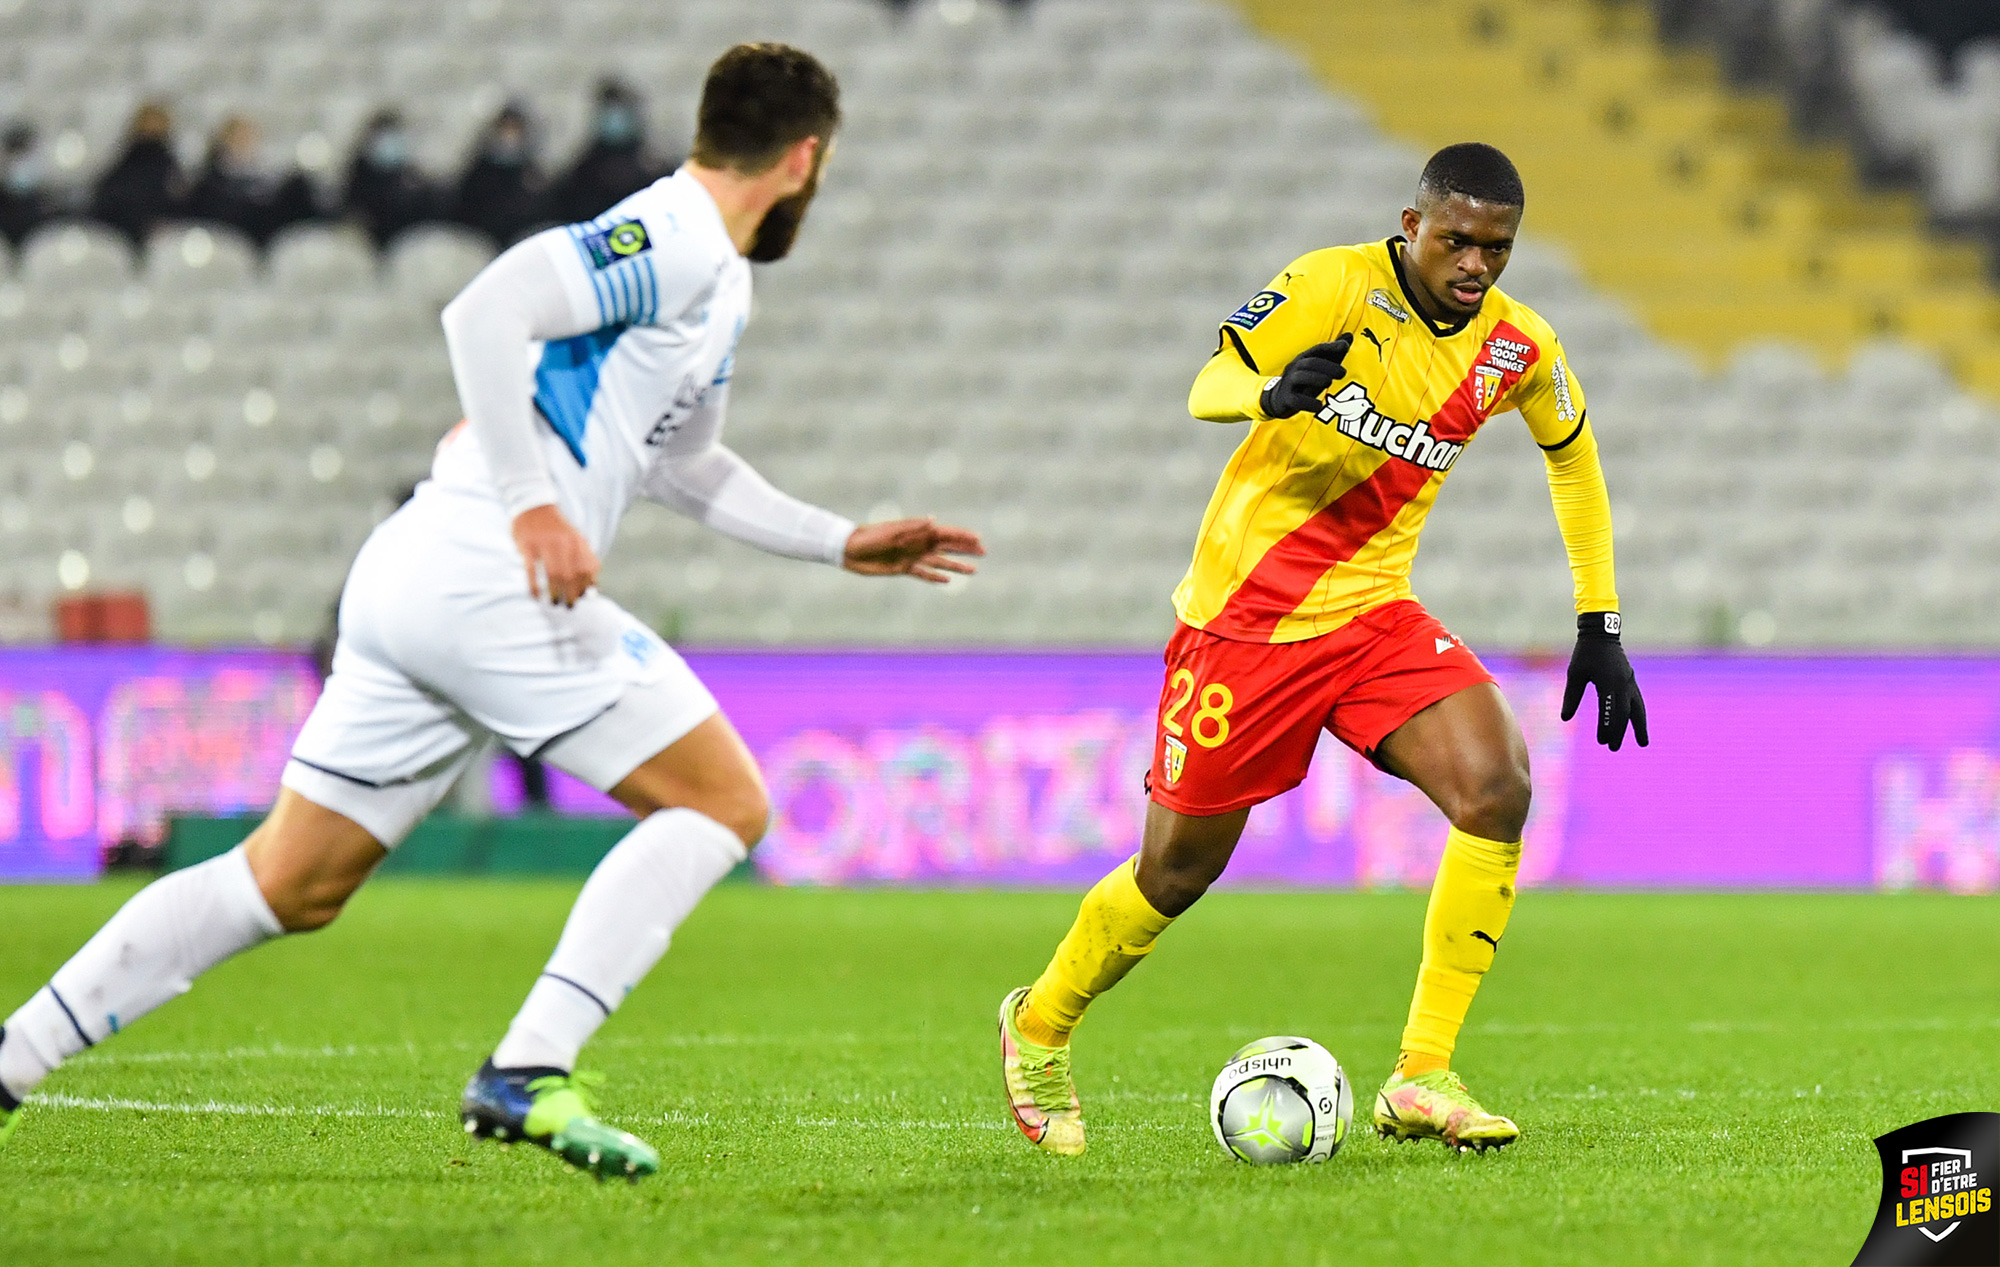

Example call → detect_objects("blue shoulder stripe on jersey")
563 218 662 327
533 325 627 466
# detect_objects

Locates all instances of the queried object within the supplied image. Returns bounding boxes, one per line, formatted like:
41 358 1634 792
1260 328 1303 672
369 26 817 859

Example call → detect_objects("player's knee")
715 783 770 851
1452 762 1531 842
1137 850 1226 918
675 776 768 851
264 877 354 933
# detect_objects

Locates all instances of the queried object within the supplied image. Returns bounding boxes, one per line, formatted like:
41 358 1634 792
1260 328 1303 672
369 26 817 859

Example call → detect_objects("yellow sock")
1397 826 1522 1072
1020 857 1174 1046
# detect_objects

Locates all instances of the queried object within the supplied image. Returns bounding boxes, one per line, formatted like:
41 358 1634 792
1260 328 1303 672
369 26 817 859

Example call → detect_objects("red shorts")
1148 599 1495 815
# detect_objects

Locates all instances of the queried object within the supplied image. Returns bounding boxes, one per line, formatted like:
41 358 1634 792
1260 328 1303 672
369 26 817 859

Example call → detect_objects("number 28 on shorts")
1160 668 1234 786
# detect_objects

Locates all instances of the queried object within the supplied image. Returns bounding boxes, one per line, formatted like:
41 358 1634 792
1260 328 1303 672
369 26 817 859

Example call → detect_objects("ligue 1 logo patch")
1163 735 1187 785
582 219 651 269
1852 1112 1997 1265
1224 290 1287 332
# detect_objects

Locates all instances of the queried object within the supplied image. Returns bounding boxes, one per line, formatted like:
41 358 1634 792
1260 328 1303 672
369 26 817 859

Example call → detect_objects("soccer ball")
1209 1035 1353 1165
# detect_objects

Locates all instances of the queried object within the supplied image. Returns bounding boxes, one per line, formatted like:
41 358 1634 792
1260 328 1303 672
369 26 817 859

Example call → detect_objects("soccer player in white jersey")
0 45 979 1179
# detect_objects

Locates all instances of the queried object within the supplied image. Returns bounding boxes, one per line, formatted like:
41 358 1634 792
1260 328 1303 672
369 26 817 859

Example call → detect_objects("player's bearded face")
746 141 827 264
1402 195 1520 322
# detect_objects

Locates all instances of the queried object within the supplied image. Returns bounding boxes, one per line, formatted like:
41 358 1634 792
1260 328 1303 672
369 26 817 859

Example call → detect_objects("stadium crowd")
0 79 683 255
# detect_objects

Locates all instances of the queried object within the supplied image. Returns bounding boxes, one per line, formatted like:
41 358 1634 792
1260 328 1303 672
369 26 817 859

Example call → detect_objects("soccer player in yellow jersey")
998 143 1647 1156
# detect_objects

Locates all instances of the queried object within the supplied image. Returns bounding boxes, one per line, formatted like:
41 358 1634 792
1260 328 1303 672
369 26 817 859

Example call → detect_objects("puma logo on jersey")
1360 328 1385 358
1315 382 1464 472
1471 930 1500 949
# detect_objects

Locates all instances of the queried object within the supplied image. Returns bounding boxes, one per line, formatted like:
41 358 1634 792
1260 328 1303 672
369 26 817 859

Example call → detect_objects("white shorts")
282 492 717 847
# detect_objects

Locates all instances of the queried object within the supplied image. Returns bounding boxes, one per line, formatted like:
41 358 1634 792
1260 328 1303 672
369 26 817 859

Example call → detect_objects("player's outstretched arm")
841 518 984 583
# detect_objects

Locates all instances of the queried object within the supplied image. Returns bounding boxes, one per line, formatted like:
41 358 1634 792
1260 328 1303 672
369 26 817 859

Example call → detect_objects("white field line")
27 1094 1172 1132
70 1031 865 1068
28 1092 447 1119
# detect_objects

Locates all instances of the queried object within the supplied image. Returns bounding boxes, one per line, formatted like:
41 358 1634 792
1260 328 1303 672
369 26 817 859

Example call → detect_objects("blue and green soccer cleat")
460 1060 660 1182
0 1026 21 1152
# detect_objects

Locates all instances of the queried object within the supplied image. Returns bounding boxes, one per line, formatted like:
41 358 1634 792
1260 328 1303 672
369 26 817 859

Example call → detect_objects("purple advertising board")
4 648 1998 892
0 647 318 881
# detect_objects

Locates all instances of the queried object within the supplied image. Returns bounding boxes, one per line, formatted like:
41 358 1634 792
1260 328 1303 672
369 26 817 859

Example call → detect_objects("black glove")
1259 334 1353 419
1562 612 1648 751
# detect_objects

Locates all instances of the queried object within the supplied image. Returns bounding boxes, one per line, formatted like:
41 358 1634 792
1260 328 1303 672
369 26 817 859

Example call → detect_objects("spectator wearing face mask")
185 116 317 248
91 101 188 248
549 79 675 225
343 109 446 248
0 123 52 248
453 102 548 249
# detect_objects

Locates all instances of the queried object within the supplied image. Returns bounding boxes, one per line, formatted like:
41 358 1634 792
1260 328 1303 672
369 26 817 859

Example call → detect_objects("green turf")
1 879 1993 1266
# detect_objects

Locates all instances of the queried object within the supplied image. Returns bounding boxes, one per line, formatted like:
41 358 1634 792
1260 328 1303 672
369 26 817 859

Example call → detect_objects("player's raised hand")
511 503 600 607
842 518 984 583
1562 612 1648 751
1259 334 1354 419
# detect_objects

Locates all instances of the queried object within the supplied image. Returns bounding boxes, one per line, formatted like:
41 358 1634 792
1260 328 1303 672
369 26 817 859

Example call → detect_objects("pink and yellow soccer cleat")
1374 1068 1520 1153
997 987 1085 1156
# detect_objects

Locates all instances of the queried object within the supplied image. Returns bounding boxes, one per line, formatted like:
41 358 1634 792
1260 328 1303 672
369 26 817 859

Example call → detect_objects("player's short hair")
1416 142 1524 211
690 43 840 174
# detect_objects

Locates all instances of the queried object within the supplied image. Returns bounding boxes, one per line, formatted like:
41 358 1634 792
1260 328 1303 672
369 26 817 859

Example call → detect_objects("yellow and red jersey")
1173 237 1618 644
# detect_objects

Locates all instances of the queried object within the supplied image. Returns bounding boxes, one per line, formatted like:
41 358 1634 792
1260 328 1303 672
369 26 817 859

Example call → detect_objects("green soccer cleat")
460 1061 660 1182
0 1029 20 1152
997 987 1085 1156
1374 1069 1520 1154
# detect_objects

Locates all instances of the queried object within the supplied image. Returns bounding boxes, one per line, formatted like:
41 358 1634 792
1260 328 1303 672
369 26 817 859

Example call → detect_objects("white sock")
0 846 282 1103
492 808 746 1072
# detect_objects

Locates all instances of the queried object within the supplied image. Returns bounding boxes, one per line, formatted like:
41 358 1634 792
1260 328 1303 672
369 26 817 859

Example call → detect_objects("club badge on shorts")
1850 1111 1997 1265
1163 735 1187 785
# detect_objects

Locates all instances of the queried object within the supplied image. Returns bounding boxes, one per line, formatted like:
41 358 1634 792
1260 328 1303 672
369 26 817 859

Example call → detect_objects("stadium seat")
267 224 378 294
19 223 135 290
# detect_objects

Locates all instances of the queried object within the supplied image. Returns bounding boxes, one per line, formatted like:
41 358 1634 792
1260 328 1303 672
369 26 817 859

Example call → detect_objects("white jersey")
429 168 846 562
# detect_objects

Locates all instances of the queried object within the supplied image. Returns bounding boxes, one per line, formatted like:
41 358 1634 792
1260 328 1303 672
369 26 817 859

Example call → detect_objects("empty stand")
0 0 1996 651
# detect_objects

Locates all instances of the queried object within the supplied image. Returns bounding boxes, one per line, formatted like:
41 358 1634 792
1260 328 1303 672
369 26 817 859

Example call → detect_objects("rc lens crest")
1474 365 1504 413
1163 736 1187 785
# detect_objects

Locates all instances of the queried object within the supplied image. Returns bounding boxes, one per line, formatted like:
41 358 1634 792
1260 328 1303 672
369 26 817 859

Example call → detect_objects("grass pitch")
2 878 1993 1266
